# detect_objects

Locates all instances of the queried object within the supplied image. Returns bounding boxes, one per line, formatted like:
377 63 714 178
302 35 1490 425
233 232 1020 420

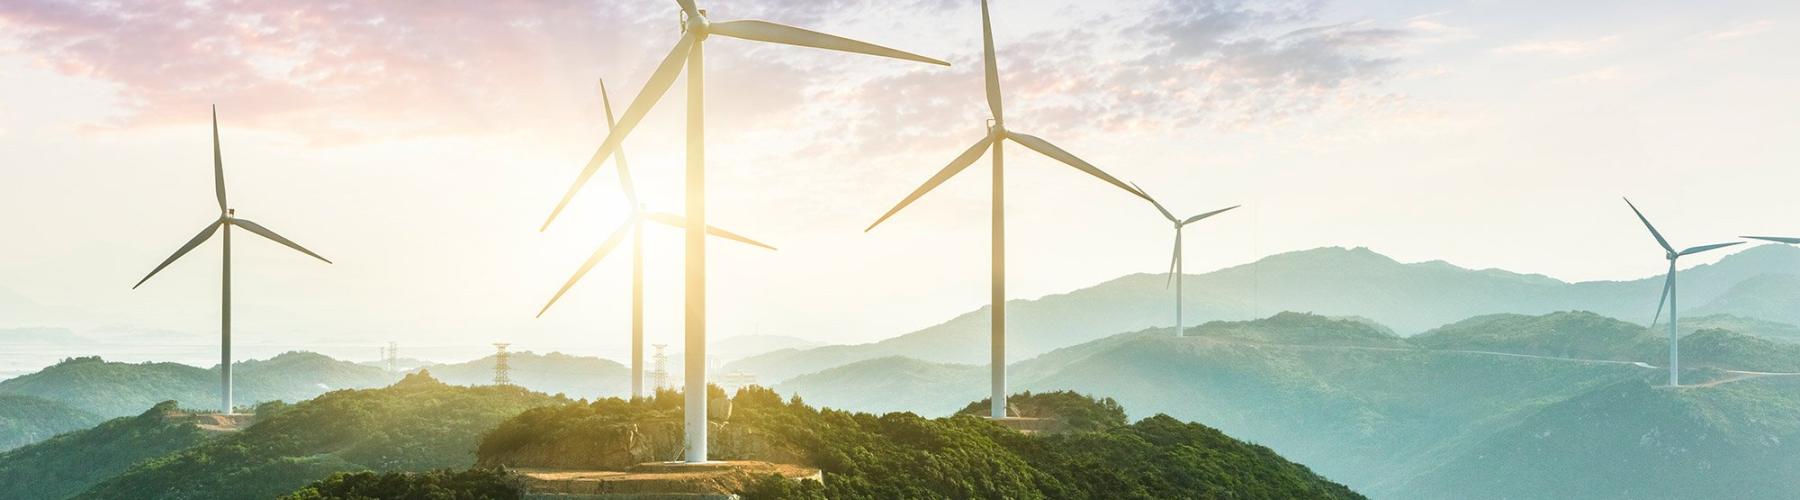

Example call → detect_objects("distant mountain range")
729 244 1800 382
772 311 1800 499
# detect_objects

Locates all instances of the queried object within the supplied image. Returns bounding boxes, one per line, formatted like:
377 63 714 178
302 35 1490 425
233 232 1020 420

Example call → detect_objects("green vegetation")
1410 311 1662 360
956 390 1128 433
76 371 565 500
278 468 522 500
0 401 210 500
0 394 101 451
1188 312 1409 347
1679 328 1800 372
479 386 1363 499
1404 377 1800 499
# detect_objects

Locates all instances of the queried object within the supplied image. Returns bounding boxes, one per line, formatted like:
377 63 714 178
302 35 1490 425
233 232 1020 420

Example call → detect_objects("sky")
2 0 1798 367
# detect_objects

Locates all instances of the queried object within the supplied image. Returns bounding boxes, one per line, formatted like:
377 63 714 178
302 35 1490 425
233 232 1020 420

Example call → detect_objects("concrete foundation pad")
519 460 821 500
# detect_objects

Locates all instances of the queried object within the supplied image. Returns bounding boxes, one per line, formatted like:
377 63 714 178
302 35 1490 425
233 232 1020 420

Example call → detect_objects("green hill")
0 353 398 418
1400 377 1800 500
413 351 628 399
76 371 566 500
727 244 1800 383
1409 311 1662 361
763 310 1800 498
1187 312 1409 347
477 386 1364 499
0 401 210 500
0 394 102 451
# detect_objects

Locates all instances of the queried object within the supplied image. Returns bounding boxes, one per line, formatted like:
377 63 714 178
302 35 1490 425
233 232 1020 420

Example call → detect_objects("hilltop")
75 371 566 499
477 386 1365 499
727 244 1800 382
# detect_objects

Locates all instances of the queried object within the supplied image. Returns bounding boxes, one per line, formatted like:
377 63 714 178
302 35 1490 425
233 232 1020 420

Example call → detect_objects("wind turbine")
536 79 776 401
1742 236 1800 245
1135 183 1237 336
132 107 333 414
537 1 945 463
1625 198 1741 387
864 0 1148 420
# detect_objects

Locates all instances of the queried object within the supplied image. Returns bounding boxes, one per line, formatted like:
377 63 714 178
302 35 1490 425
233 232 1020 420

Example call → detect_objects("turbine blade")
708 20 949 66
1647 263 1674 332
133 219 223 289
1132 182 1177 223
542 33 693 231
1623 198 1673 253
865 134 994 232
1678 241 1743 256
538 221 634 317
980 0 1003 122
1007 132 1144 199
1744 236 1800 245
212 106 227 212
1183 205 1241 225
675 0 699 19
643 212 778 250
230 218 332 264
599 78 638 206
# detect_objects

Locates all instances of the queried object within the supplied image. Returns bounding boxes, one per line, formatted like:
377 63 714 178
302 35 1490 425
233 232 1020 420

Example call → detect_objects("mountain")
1187 312 1409 347
767 311 1800 499
0 401 211 500
411 351 628 399
478 386 1364 499
1409 311 1662 361
0 394 102 451
1398 377 1800 500
710 334 824 363
0 327 93 345
0 352 398 418
77 371 567 500
727 244 1800 383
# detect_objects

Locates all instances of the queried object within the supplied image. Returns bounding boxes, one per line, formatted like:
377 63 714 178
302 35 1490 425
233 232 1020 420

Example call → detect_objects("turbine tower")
538 1 945 463
864 0 1148 420
536 79 775 401
1625 198 1741 387
1135 183 1237 336
133 106 333 414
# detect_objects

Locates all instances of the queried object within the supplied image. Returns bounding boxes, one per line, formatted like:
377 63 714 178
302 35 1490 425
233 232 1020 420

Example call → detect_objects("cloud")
1493 35 1620 56
1554 65 1625 84
820 0 1418 158
0 0 1417 147
1704 20 1774 41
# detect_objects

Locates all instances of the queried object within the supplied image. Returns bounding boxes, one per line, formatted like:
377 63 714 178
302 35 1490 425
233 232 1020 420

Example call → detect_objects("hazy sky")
2 0 1798 364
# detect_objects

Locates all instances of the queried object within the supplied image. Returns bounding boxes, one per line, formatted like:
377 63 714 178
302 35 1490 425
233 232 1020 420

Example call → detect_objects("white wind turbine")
538 1 946 463
864 0 1148 420
1134 183 1237 336
537 79 776 401
133 107 333 414
1625 198 1741 387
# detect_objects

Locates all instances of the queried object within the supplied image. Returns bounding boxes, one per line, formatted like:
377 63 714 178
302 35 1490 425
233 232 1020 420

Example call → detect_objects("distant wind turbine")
1135 183 1237 336
1625 198 1741 387
132 107 333 414
537 1 945 463
536 79 776 401
864 0 1148 420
